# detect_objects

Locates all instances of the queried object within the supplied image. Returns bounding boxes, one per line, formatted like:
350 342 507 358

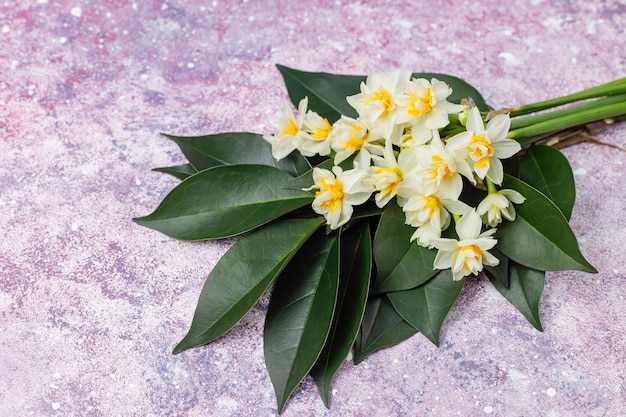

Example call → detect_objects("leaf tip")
172 339 190 355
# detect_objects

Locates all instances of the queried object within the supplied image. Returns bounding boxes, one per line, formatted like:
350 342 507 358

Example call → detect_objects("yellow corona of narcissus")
430 210 500 281
307 167 373 230
263 97 309 160
477 189 526 227
447 107 521 184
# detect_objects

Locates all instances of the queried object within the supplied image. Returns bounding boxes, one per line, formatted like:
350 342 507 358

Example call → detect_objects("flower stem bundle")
134 65 623 413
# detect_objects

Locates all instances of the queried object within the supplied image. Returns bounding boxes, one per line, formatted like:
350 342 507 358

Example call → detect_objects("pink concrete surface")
1 1 625 416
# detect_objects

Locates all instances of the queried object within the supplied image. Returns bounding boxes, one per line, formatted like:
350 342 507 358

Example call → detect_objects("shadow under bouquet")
134 65 625 412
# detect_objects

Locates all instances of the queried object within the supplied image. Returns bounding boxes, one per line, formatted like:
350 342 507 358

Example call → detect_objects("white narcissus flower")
447 107 521 184
364 139 403 208
346 69 411 139
328 116 383 167
414 133 475 200
307 167 373 230
476 189 526 227
396 78 465 145
410 224 441 248
396 174 471 247
430 210 500 281
263 97 308 160
294 110 333 157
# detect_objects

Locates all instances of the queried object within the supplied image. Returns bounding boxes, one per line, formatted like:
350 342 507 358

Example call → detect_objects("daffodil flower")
396 175 471 247
328 116 383 167
346 69 411 139
414 133 474 200
294 110 333 157
306 166 373 230
396 78 465 145
447 107 521 184
263 97 308 160
430 210 500 281
364 139 404 208
476 188 525 227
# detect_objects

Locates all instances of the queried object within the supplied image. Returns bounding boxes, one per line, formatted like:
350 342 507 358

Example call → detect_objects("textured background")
1 1 625 416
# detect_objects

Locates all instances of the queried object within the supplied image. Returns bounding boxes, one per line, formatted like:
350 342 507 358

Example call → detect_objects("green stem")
509 94 626 130
485 177 497 194
508 100 626 146
509 77 626 117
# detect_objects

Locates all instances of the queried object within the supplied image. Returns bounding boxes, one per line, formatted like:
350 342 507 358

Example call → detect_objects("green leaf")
497 175 597 273
371 203 438 294
264 231 340 414
281 157 354 192
484 248 509 288
388 269 464 346
134 164 313 240
172 218 323 354
277 65 362 122
353 295 417 364
163 132 311 177
489 262 545 331
518 145 575 219
152 163 197 180
310 222 371 408
276 65 491 123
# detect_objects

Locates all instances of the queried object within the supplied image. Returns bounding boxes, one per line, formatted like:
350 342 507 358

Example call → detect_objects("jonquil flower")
414 133 474 200
365 139 404 208
328 116 383 167
430 210 499 281
294 110 333 157
307 167 373 230
263 97 309 160
447 107 521 184
396 77 465 145
476 189 525 227
347 69 411 139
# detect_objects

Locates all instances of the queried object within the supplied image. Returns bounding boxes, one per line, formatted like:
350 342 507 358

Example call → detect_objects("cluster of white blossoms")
264 69 526 281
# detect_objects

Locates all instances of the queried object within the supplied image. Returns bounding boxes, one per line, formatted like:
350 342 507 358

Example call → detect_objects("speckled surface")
1 1 625 416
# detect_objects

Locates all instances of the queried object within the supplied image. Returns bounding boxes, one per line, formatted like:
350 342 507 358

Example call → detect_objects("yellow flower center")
469 135 494 168
423 194 440 215
374 167 402 196
407 88 433 117
280 117 299 137
365 89 394 115
344 125 369 150
311 118 332 140
458 244 485 276
430 154 454 181
315 177 344 213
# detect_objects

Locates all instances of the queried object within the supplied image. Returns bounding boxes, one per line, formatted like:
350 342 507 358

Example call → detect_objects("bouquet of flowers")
134 65 625 412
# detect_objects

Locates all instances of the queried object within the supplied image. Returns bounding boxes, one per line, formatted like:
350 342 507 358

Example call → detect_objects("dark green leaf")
134 165 313 240
281 157 355 192
172 218 323 354
353 295 417 364
497 175 597 273
388 269 464 346
264 231 340 413
277 65 362 122
311 222 372 408
371 203 438 294
163 132 311 177
351 203 384 220
490 262 545 331
484 248 509 288
518 145 575 219
280 158 334 192
152 163 197 180
276 65 491 123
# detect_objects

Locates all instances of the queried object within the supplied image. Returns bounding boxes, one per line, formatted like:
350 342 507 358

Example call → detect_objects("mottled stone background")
1 1 624 416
